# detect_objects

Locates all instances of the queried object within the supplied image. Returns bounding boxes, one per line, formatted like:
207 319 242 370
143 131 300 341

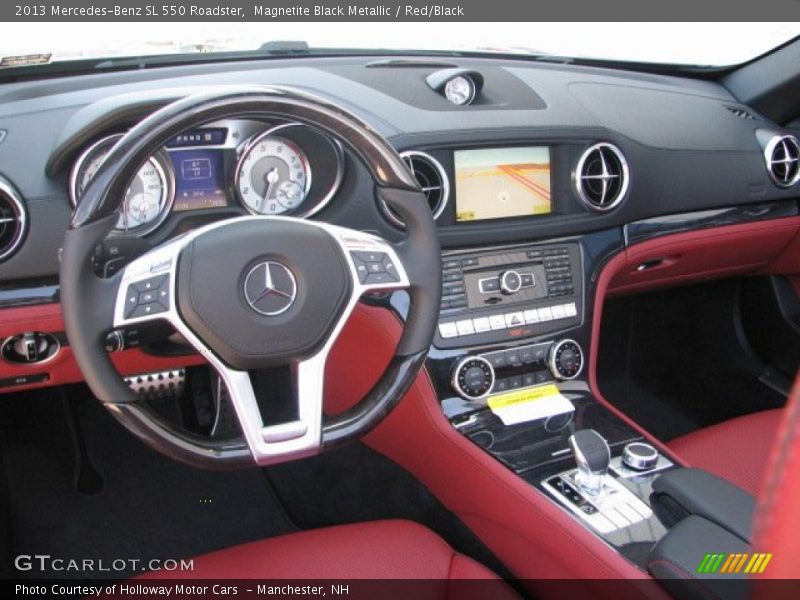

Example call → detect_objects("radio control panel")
435 243 582 348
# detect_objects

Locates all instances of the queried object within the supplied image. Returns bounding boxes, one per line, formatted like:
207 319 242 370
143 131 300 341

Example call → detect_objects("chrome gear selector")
569 429 610 496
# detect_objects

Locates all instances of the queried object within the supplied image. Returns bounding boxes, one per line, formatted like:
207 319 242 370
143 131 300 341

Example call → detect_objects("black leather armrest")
649 515 750 600
652 467 754 542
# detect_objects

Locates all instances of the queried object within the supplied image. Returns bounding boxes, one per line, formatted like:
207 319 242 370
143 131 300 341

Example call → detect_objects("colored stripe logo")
696 553 772 574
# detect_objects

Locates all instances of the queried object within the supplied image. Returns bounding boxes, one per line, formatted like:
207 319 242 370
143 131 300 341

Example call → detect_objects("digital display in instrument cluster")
170 148 228 212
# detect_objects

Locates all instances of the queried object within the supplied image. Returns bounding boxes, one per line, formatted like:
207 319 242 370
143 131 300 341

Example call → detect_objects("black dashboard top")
0 54 798 282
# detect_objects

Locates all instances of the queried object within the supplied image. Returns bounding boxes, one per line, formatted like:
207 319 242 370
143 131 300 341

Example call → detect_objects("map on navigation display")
454 147 551 222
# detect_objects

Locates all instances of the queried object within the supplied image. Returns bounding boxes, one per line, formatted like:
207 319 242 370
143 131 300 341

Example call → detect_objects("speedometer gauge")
235 131 310 215
69 134 174 236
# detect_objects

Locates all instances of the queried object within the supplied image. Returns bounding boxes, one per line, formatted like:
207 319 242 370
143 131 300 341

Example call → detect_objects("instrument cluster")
69 119 344 237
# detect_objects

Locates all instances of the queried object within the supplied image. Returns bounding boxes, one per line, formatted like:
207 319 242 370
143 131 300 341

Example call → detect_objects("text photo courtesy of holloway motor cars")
1 3 800 599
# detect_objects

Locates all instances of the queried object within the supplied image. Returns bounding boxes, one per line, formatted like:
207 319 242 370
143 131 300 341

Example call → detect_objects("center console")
426 237 682 569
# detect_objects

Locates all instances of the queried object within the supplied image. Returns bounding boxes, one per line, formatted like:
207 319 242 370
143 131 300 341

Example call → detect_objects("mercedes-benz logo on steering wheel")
243 261 298 316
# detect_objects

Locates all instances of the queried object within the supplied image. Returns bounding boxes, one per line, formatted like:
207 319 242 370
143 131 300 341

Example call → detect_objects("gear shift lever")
569 429 610 496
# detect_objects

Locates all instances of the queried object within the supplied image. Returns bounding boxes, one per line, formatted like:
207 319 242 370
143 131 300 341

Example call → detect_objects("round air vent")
574 143 630 212
380 151 449 227
764 135 800 188
0 176 27 263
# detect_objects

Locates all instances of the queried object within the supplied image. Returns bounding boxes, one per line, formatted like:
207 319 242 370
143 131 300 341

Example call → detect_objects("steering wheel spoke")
113 241 180 329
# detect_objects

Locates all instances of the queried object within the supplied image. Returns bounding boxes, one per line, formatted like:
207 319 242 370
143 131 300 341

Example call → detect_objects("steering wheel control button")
549 339 584 380
622 442 660 471
452 356 495 400
350 251 399 285
500 270 523 294
134 275 166 292
124 274 171 319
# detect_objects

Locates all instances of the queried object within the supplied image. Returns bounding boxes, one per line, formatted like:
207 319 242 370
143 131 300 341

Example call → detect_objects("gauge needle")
260 168 280 213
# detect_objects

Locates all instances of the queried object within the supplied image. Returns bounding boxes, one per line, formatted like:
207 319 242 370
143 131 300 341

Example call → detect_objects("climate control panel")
450 339 584 401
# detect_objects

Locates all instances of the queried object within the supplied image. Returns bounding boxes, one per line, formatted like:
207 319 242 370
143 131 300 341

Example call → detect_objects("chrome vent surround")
764 135 800 188
574 143 630 212
0 176 27 262
380 151 450 227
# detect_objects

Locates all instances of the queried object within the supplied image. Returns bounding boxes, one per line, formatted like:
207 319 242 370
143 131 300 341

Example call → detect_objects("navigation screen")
454 147 551 222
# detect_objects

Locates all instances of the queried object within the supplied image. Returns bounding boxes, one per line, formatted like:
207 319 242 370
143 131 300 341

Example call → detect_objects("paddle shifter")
569 429 610 496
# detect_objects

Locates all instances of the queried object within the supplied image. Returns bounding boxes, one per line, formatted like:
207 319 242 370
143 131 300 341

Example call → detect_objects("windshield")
1 22 799 69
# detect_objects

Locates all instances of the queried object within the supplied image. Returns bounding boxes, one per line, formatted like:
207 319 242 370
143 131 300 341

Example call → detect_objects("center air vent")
380 151 450 227
764 135 800 188
0 176 27 262
574 143 630 212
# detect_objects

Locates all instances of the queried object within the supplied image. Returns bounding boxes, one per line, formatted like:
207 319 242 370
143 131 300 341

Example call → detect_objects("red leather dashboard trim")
0 303 205 394
608 217 800 296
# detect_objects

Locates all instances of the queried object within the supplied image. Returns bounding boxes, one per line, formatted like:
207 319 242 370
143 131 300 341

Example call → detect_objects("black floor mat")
264 443 512 580
0 386 296 579
598 279 786 442
1 385 511 582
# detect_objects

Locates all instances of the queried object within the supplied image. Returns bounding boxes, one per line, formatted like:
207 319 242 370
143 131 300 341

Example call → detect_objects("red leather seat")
141 519 518 595
668 409 783 496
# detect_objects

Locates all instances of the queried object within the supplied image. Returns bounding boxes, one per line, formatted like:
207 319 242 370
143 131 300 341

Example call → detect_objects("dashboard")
0 54 798 395
0 56 798 286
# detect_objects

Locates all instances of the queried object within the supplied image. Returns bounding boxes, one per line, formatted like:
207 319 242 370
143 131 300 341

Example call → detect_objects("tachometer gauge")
235 131 310 215
69 134 174 236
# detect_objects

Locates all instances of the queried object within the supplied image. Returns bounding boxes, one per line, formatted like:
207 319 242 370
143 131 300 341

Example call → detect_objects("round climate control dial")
549 339 584 380
451 356 495 400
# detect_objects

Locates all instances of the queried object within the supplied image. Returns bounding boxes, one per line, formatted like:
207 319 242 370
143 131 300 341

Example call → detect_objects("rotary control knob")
451 356 495 400
499 270 523 294
548 339 584 380
622 442 660 471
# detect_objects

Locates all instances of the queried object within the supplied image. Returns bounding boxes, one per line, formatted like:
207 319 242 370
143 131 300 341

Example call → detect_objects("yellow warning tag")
488 384 562 410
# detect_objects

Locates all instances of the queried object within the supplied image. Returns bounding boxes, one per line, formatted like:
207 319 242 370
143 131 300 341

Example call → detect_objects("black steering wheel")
60 87 441 469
